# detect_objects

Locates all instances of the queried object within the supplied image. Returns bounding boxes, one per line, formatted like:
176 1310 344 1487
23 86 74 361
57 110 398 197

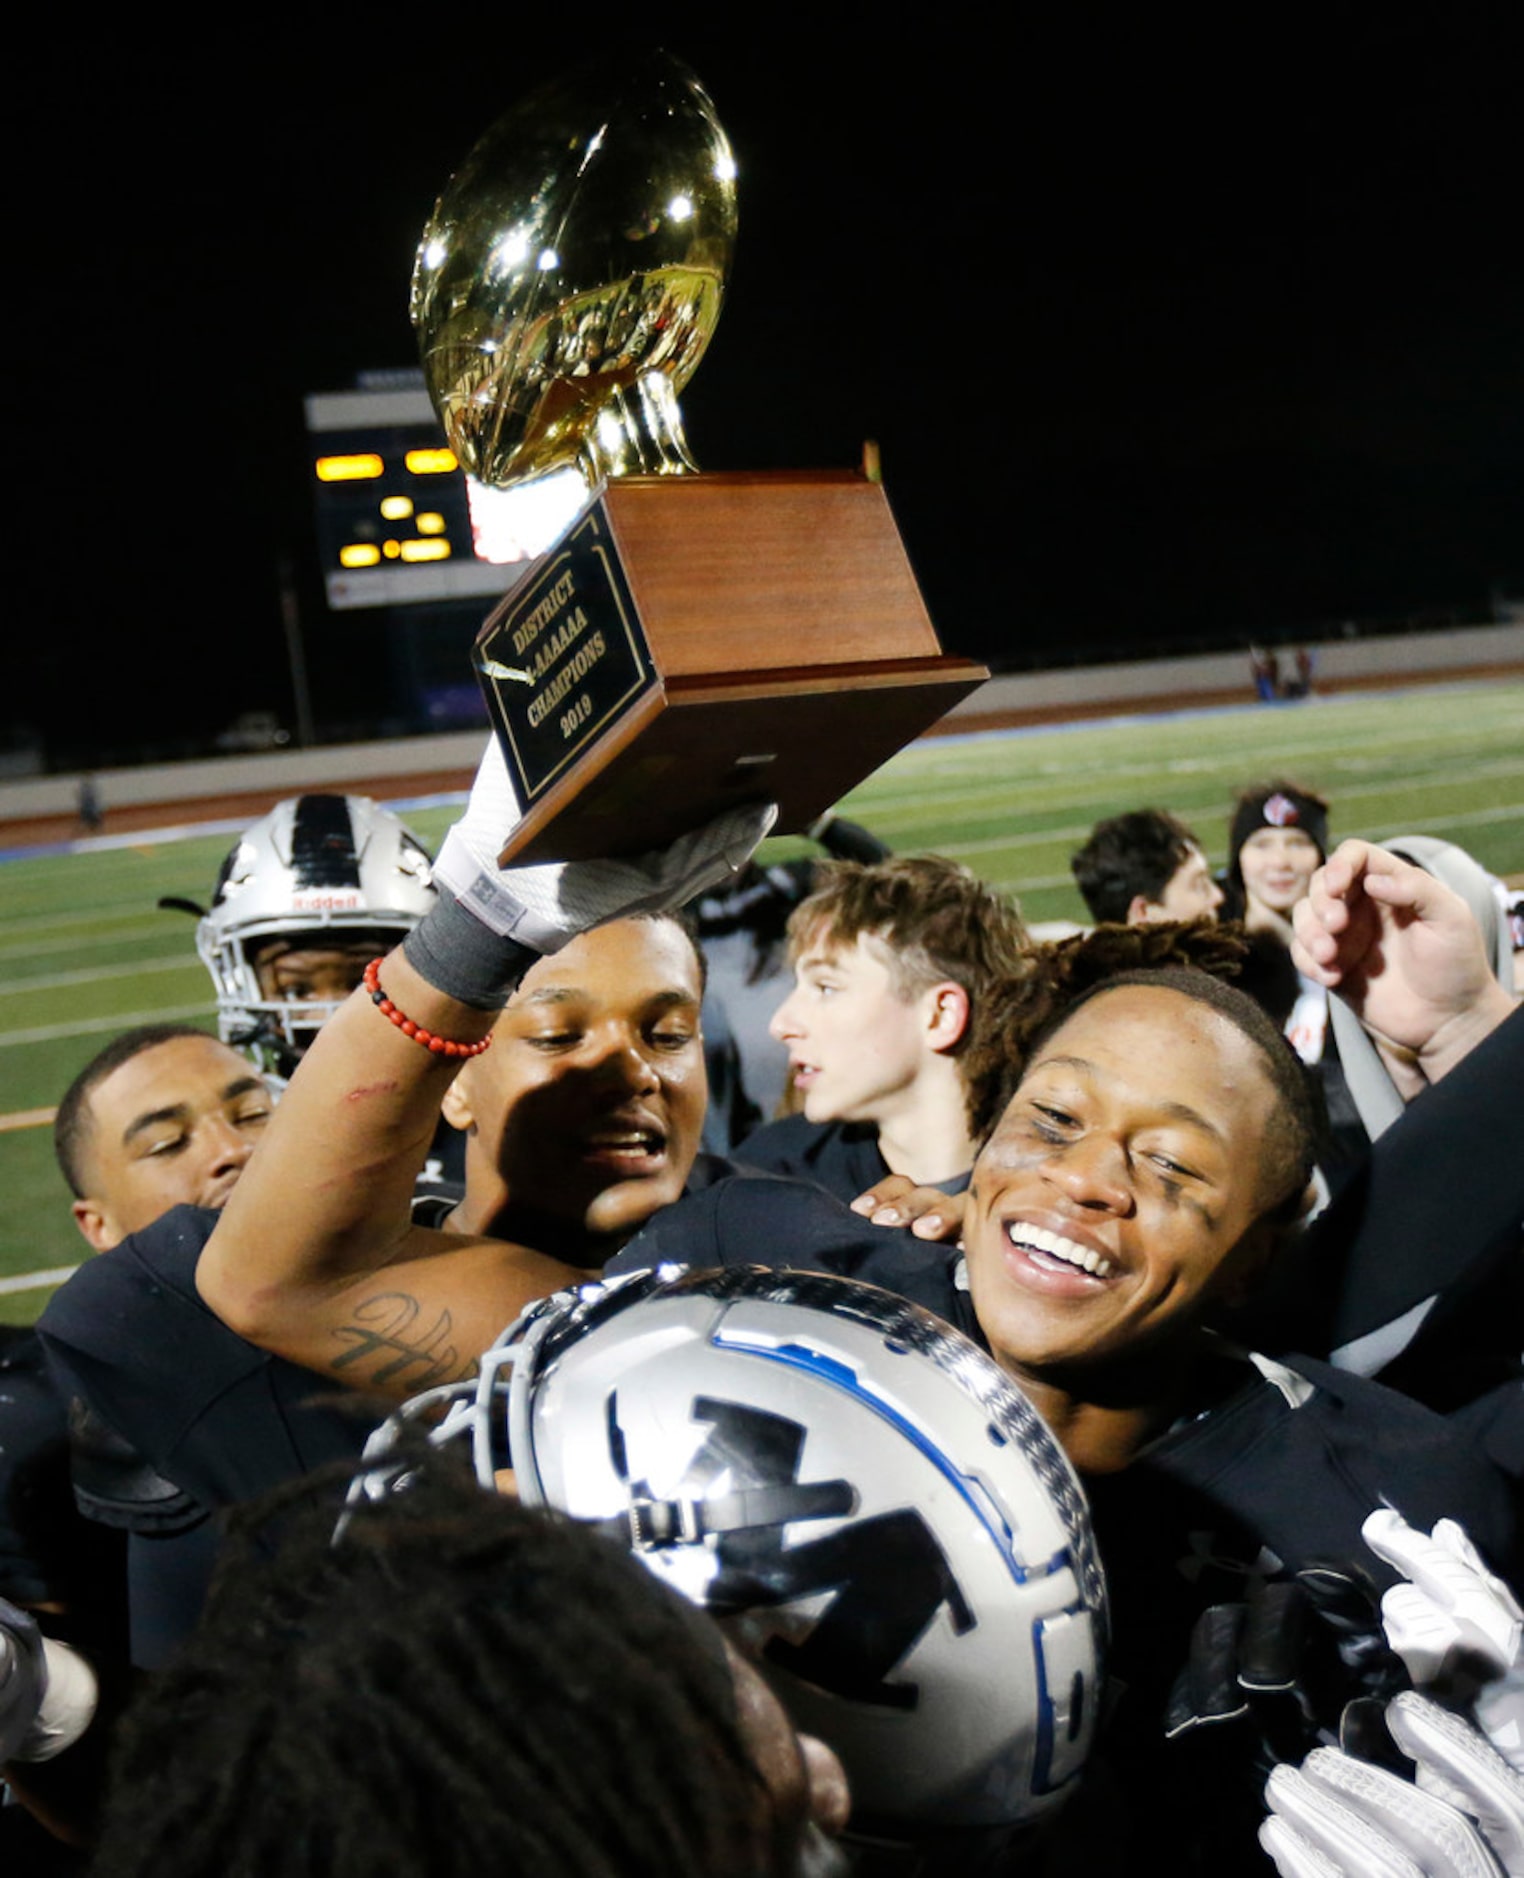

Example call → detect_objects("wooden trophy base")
474 469 988 863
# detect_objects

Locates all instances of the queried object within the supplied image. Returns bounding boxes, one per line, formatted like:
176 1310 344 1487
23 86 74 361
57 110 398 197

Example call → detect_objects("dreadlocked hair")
962 922 1322 1221
92 1455 796 1878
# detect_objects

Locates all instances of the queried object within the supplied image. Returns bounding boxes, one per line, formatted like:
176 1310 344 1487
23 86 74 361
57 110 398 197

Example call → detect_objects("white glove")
1261 1718 1519 1878
434 735 777 953
1387 1692 1524 1876
1364 1511 1524 1774
0 1599 98 1764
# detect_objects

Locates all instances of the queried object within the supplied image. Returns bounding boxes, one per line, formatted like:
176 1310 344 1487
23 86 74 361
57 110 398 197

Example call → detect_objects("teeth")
1007 1222 1114 1279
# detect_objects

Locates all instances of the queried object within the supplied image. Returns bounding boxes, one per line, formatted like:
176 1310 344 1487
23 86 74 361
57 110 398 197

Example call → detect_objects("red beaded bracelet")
362 958 493 1059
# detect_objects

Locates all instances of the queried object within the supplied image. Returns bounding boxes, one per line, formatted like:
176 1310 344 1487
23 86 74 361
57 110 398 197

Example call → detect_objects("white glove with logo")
433 736 777 955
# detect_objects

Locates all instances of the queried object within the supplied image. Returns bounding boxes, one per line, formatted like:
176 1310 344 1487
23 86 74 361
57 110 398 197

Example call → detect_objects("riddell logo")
1262 793 1300 827
292 891 364 912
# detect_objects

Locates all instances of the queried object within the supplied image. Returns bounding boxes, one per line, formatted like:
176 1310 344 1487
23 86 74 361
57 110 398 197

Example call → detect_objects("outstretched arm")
1292 839 1516 1085
197 936 582 1391
196 738 773 1394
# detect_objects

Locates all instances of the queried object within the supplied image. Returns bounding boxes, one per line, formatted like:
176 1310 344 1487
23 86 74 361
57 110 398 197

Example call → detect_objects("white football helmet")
197 794 435 1075
355 1265 1107 1833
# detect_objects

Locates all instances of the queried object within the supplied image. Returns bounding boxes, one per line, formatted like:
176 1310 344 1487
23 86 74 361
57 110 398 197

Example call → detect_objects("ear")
924 981 971 1054
440 1076 476 1134
1126 894 1157 926
71 1198 120 1254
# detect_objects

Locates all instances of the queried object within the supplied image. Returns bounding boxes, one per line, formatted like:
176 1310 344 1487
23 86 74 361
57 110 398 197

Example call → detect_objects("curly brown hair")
788 855 1030 995
962 923 1320 1220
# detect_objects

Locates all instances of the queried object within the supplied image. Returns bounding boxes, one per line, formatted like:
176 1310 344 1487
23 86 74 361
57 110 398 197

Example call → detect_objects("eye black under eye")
1145 1148 1206 1182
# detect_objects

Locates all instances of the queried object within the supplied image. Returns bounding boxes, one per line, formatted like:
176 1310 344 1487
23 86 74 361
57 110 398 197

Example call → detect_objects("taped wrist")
403 893 538 1011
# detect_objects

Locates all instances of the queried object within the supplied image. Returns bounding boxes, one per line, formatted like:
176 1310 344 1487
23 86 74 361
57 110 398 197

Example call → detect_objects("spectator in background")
1228 782 1328 949
1070 809 1223 927
1222 781 1377 1194
1284 646 1315 699
1223 781 1331 1055
1249 646 1281 702
74 777 102 836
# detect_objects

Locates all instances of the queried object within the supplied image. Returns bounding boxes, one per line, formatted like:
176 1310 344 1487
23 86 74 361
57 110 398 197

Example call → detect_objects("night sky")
11 13 1522 766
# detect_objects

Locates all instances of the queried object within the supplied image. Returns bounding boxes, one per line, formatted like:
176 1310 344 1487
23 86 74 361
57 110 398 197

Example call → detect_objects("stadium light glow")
339 544 382 568
406 448 458 475
400 538 452 562
465 466 586 564
380 495 414 520
415 511 447 534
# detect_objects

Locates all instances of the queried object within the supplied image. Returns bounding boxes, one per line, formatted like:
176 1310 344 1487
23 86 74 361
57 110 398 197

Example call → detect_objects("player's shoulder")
38 1204 222 1348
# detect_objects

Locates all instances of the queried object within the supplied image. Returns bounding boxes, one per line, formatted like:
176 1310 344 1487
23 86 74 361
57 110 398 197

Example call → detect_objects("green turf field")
2 678 1520 1320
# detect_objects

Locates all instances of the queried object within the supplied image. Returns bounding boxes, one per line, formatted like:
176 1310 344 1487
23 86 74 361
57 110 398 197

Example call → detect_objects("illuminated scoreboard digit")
303 376 513 610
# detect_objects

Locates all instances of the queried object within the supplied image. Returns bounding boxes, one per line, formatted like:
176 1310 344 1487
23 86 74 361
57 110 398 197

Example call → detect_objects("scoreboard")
304 376 513 611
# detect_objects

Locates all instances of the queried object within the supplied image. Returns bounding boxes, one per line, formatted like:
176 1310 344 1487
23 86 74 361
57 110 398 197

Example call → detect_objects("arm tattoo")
329 1292 472 1388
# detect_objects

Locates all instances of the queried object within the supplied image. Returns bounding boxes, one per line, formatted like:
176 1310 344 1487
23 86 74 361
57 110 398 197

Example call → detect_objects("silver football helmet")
197 794 435 1076
354 1265 1107 1832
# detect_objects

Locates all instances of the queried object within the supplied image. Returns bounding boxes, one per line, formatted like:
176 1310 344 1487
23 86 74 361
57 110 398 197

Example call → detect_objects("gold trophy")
413 52 986 863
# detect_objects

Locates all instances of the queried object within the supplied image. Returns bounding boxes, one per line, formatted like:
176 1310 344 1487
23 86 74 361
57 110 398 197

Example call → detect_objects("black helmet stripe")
290 795 363 890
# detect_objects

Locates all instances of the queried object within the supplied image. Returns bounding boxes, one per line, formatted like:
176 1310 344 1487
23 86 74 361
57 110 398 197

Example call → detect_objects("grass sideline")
2 679 1520 1320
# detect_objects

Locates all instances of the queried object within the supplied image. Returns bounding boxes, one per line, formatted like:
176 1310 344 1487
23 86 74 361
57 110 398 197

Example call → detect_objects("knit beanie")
1227 784 1330 885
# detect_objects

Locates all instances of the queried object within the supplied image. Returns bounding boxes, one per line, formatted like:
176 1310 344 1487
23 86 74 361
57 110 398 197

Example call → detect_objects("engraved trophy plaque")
412 52 986 862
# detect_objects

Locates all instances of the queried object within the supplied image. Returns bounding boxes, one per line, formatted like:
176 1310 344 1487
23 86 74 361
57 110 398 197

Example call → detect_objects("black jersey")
735 1113 971 1206
0 1330 122 1613
37 1207 375 1514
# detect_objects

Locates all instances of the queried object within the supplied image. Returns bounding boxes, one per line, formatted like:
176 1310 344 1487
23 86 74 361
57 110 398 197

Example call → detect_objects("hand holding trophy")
413 52 986 864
